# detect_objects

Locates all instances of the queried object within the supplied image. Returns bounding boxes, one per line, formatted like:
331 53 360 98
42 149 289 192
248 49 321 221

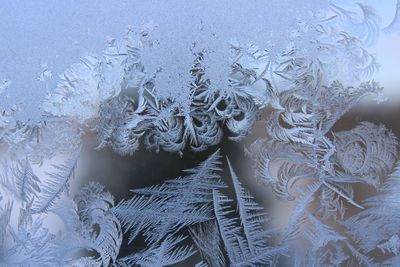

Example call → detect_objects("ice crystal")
1 1 400 266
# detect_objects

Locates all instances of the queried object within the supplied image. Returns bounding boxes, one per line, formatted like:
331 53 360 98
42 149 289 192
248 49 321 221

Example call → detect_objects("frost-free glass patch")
1 1 400 266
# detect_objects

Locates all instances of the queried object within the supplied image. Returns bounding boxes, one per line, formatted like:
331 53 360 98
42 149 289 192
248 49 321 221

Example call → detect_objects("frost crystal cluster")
1 1 400 266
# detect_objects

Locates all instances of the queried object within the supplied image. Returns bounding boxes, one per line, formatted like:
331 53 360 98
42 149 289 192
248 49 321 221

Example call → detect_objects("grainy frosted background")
1 1 399 118
2 0 330 120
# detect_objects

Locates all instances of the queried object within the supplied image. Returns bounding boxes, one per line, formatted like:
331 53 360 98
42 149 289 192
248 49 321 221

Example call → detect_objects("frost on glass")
1 0 400 266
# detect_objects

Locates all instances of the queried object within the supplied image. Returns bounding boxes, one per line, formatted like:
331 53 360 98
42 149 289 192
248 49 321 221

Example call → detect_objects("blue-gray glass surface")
1 1 400 266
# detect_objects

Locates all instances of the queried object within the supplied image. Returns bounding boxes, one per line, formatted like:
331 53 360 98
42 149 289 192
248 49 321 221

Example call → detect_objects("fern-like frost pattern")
1 1 400 266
